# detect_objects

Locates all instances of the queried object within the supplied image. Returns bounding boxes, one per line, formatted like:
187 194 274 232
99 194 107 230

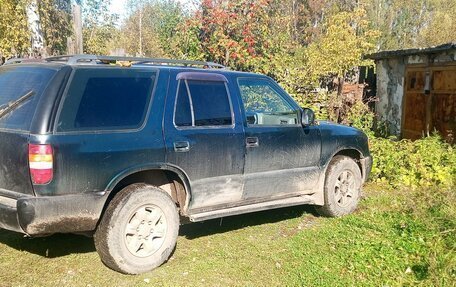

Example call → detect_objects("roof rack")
45 55 226 69
3 58 44 65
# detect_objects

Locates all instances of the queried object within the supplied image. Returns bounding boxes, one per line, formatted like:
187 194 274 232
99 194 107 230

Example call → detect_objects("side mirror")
301 108 315 126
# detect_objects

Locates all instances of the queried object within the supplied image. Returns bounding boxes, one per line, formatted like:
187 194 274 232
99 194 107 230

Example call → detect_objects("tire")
94 183 179 274
316 156 362 217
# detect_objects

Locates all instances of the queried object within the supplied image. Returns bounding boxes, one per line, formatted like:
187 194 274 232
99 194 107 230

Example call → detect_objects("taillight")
28 144 53 185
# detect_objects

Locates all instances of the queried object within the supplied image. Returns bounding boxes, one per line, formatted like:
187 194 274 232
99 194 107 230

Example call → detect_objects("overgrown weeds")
369 135 456 187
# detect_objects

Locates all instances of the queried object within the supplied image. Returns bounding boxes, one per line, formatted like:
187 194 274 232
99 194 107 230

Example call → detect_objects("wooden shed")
367 43 456 143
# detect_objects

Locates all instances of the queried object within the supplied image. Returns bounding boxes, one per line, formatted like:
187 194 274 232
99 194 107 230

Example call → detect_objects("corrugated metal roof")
365 42 456 60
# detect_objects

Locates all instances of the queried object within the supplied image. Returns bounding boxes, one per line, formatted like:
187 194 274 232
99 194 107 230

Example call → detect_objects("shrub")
369 135 456 187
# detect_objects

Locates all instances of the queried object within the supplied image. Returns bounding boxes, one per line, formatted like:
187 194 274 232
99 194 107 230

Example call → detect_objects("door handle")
246 137 259 148
174 141 190 152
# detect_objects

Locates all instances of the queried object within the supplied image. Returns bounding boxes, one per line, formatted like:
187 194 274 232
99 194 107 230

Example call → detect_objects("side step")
188 195 315 222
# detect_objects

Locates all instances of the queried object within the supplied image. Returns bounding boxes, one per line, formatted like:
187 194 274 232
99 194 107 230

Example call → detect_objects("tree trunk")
27 0 45 57
139 5 143 57
72 4 83 54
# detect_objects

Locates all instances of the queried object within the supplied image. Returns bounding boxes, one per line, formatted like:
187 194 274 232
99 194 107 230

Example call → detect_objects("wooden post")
72 4 83 54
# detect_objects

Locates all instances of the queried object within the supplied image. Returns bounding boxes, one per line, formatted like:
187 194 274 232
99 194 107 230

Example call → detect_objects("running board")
188 195 315 222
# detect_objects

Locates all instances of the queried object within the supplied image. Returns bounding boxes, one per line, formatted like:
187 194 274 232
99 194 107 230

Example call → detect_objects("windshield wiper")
0 90 35 119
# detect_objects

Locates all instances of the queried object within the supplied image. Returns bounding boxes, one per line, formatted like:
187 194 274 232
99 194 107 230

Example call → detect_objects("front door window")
238 78 299 126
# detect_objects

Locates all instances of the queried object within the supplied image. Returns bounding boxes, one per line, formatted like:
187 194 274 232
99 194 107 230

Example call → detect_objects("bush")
369 135 456 187
332 99 455 188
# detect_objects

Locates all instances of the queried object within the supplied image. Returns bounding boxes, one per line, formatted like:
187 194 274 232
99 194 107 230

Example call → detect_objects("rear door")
236 77 321 200
164 71 245 211
0 65 59 195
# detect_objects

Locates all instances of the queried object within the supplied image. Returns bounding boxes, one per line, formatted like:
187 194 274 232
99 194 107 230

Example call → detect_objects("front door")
164 71 245 211
237 77 322 200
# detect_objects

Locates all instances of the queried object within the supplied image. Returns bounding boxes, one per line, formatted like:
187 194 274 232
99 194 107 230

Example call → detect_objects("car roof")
1 55 265 79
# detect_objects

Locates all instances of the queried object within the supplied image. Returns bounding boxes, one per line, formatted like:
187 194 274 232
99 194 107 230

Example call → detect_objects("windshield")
0 66 57 131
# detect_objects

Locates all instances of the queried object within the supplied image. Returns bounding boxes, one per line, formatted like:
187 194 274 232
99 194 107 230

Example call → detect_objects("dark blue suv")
0 55 372 274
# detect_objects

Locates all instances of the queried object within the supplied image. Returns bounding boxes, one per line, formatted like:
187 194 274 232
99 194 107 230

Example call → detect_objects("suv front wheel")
94 184 179 274
316 155 362 217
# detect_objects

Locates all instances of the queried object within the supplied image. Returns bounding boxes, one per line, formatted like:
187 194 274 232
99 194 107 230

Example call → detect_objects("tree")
120 0 184 57
306 8 379 83
363 0 456 50
169 17 205 60
418 0 456 47
81 0 118 55
38 0 72 55
174 0 280 70
0 0 30 57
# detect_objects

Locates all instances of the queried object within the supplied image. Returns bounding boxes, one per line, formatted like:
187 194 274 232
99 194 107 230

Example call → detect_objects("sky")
109 0 126 17
109 0 196 21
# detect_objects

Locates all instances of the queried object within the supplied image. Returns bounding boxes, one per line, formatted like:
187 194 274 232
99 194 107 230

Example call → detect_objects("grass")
0 183 454 286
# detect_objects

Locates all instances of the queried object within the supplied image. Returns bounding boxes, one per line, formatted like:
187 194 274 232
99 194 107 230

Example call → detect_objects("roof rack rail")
3 58 44 65
45 54 226 69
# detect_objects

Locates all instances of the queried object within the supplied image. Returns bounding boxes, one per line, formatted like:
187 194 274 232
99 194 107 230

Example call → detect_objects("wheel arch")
324 147 365 177
103 164 192 216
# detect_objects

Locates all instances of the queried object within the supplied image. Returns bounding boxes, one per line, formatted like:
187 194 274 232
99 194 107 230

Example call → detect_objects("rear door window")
174 79 233 127
57 68 156 132
0 66 57 131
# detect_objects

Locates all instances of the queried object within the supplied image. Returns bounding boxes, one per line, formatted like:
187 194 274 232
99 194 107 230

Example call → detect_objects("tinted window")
57 68 156 132
238 78 298 126
0 66 57 131
174 80 232 127
174 81 192 126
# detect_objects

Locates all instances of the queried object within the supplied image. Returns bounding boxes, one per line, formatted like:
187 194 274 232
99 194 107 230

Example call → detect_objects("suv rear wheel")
94 184 179 274
316 156 362 217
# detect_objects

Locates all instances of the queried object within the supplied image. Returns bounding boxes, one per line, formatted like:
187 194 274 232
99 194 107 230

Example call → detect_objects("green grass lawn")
0 184 454 287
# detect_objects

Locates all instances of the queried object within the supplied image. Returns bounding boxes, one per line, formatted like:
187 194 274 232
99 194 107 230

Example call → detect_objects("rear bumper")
360 156 373 182
0 189 107 236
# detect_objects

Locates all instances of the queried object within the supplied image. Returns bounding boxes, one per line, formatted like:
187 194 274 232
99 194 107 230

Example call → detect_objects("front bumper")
360 156 373 183
0 189 107 236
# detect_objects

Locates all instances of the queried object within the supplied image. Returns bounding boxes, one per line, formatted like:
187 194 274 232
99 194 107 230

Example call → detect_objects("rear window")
0 66 57 131
57 68 156 132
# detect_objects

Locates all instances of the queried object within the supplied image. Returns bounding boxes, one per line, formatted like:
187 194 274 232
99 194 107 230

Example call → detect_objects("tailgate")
0 131 34 195
0 64 61 195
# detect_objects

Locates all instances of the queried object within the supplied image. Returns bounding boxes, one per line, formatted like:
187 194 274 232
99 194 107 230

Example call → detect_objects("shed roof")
365 42 456 60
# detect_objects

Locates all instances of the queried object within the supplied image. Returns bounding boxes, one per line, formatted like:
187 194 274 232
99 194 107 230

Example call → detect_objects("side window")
57 68 156 132
238 78 299 126
174 81 192 126
174 79 233 127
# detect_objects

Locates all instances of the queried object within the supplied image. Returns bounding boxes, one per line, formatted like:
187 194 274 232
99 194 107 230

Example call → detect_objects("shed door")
403 68 427 139
403 66 456 143
431 68 456 143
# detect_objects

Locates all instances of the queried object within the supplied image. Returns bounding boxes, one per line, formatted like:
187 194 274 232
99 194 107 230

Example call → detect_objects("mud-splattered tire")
316 156 362 217
94 183 179 274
